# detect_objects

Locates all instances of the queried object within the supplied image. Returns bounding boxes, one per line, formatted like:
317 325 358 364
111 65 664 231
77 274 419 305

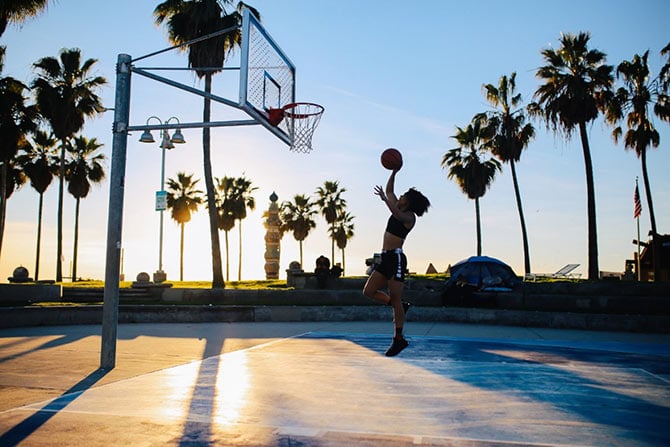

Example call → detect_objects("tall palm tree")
442 115 501 256
315 180 347 265
660 43 670 92
331 210 354 276
605 47 670 281
530 32 614 280
166 172 204 281
0 50 37 261
215 175 236 281
478 72 535 275
230 175 257 281
66 135 105 282
19 129 58 280
280 194 317 267
31 48 106 282
0 0 51 37
154 0 259 288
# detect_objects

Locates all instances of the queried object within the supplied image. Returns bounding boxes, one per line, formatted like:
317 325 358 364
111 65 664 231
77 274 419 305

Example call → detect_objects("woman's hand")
374 185 386 202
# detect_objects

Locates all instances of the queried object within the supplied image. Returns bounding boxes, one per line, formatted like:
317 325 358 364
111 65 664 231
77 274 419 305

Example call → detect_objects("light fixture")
160 130 175 150
136 115 185 284
139 129 155 143
138 116 187 146
170 128 185 144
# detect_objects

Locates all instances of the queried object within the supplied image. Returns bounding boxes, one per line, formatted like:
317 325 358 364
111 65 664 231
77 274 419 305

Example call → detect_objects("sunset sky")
2 0 669 282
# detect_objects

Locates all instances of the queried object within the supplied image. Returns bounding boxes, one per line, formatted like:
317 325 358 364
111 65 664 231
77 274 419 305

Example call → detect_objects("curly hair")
404 188 430 216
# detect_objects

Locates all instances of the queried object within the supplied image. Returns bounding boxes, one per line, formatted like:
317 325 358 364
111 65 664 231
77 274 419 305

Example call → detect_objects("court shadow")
177 333 226 446
0 367 110 446
361 334 670 445
0 328 94 364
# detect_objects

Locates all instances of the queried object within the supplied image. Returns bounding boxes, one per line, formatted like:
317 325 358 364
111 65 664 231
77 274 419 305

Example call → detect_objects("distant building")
632 233 670 281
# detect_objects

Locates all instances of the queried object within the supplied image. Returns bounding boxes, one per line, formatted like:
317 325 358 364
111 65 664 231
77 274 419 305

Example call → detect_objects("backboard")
239 8 296 146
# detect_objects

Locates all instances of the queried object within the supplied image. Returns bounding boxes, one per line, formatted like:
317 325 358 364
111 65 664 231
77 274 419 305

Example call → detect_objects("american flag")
634 184 642 218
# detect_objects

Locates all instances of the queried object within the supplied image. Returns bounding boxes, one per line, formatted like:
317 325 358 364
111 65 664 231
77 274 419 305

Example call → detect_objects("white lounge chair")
525 264 581 281
552 264 580 278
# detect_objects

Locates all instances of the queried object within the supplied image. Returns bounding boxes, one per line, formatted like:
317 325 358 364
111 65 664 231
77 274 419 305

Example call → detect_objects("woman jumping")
363 169 430 356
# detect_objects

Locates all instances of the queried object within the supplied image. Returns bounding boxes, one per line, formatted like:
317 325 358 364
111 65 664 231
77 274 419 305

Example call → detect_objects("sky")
1 0 669 283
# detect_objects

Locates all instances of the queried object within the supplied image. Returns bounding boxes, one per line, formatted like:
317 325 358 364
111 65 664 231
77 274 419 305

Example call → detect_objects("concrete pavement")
1 321 669 446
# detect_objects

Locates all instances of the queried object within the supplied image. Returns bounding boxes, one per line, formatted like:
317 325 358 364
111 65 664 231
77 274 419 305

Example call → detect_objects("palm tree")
478 72 535 275
0 49 37 260
0 0 51 37
605 47 670 281
166 172 204 281
442 115 501 256
230 175 257 281
660 43 670 92
315 180 347 265
280 194 317 267
66 135 105 282
154 0 260 288
31 47 106 282
331 210 354 276
215 176 236 281
530 32 614 280
19 129 58 280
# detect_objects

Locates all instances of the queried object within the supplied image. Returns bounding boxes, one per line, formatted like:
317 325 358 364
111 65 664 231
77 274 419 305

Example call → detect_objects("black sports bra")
385 215 411 239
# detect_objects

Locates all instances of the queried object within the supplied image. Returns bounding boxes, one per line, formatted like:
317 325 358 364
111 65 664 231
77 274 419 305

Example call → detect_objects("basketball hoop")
268 102 324 153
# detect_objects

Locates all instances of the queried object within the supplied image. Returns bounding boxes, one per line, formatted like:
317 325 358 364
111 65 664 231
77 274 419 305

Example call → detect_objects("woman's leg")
388 279 405 335
384 278 409 356
363 271 390 304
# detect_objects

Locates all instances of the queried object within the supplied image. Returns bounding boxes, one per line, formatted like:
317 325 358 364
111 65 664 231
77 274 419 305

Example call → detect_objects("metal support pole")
101 54 132 370
159 141 166 273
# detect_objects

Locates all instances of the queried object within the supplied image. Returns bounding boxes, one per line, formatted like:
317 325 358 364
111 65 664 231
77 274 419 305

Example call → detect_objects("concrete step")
62 287 154 302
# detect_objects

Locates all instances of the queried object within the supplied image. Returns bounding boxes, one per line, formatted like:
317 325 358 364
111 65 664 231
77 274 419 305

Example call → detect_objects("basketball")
381 148 403 170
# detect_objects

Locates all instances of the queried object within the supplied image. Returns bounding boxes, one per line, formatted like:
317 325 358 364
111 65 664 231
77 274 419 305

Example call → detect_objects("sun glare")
214 350 251 426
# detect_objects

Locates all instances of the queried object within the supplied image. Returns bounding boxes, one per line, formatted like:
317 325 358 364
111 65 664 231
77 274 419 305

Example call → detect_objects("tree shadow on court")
386 336 670 446
177 333 225 446
303 332 670 445
0 331 92 364
0 367 110 446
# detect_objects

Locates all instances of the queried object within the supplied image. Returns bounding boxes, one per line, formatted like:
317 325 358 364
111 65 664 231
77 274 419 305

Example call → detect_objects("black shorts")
373 249 407 282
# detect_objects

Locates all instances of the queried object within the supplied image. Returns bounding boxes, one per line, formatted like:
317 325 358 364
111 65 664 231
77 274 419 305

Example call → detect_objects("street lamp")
139 116 185 283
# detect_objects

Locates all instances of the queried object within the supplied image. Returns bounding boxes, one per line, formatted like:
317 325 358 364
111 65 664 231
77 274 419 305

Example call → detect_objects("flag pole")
635 177 641 281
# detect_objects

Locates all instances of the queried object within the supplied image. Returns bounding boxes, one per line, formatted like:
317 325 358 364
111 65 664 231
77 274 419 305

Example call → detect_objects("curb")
1 305 668 333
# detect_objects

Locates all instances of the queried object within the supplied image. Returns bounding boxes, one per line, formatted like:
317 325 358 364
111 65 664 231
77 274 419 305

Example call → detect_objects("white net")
283 103 324 153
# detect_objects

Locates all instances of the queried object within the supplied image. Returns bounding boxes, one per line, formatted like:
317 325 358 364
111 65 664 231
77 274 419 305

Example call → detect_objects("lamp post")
139 116 185 283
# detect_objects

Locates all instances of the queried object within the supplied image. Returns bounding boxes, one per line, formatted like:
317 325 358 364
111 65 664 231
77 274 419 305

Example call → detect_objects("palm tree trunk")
224 230 230 282
35 193 44 281
238 221 242 281
341 248 346 276
578 123 599 280
56 142 65 282
510 160 531 275
180 223 185 281
640 149 660 281
299 240 303 267
330 224 335 265
475 198 482 256
72 198 80 282
0 163 6 262
202 74 225 288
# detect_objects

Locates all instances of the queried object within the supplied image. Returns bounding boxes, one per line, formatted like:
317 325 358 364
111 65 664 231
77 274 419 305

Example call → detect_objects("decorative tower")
264 192 281 279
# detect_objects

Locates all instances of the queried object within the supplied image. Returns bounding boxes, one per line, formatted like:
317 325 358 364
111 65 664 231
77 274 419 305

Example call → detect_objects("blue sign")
155 190 167 211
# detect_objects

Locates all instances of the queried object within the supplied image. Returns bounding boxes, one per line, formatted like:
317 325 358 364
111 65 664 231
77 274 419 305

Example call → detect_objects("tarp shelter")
446 256 522 290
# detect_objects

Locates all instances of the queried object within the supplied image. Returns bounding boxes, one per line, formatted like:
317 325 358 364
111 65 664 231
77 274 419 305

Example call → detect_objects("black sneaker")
402 301 411 314
385 336 409 357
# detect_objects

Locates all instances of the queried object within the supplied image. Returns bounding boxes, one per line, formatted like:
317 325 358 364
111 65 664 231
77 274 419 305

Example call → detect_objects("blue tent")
446 256 521 290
